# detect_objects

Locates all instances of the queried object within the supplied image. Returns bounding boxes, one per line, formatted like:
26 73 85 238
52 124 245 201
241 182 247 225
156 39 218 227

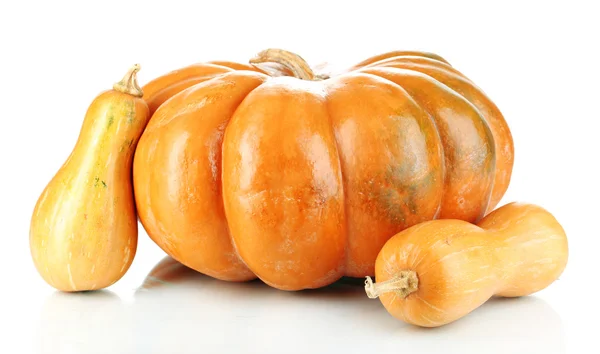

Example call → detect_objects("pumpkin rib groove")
353 71 447 222
220 84 263 280
325 72 445 277
364 67 497 221
369 62 512 212
207 61 267 72
355 70 451 221
349 51 450 70
135 71 268 282
362 56 467 81
322 91 350 276
186 72 265 281
142 63 235 115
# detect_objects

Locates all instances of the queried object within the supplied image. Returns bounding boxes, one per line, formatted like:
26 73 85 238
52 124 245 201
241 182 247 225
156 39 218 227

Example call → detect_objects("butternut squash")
29 65 150 292
365 202 568 327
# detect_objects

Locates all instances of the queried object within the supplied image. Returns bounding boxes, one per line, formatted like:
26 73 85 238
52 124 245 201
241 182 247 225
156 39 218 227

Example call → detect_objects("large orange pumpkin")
133 49 513 291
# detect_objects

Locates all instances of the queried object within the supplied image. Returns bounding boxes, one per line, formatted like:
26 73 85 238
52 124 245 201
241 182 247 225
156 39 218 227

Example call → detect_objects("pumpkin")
365 202 568 327
30 65 150 291
133 48 514 290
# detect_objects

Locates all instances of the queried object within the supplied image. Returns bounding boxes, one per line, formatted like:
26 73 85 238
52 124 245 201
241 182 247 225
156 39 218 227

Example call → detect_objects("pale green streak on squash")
93 176 107 189
107 114 115 128
126 100 136 124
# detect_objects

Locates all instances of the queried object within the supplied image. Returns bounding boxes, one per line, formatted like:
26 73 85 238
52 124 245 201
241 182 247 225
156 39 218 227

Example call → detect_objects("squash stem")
365 270 418 299
113 64 143 97
250 48 328 80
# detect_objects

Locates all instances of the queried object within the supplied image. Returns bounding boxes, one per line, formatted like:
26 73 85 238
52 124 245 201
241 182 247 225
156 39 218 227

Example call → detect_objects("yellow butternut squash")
29 65 150 292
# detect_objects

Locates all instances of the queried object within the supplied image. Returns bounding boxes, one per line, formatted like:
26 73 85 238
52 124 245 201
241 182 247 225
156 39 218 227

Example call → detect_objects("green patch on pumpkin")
368 167 438 225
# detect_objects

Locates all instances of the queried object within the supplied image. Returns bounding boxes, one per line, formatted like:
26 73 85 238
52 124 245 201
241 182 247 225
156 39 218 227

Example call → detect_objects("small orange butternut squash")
29 65 150 292
365 202 568 327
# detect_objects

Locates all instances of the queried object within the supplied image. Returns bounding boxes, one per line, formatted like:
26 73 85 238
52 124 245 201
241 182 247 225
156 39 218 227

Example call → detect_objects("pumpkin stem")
250 48 328 81
113 64 143 97
364 271 418 299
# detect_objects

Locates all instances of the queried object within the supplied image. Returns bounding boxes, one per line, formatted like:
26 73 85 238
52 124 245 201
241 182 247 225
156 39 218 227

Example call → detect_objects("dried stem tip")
365 270 419 299
250 48 316 81
113 64 143 97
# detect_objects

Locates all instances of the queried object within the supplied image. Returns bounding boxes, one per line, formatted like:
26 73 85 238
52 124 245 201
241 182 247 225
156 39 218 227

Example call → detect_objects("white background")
1 0 599 353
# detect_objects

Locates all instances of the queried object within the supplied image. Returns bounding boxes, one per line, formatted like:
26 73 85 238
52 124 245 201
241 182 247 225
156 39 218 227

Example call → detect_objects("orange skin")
368 202 568 327
348 50 450 69
142 63 233 115
134 73 266 282
133 49 514 290
30 66 150 291
142 61 291 116
355 56 513 211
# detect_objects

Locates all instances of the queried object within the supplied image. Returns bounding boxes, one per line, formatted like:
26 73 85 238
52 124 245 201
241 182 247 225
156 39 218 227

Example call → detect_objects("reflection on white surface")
37 291 130 354
37 256 566 354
